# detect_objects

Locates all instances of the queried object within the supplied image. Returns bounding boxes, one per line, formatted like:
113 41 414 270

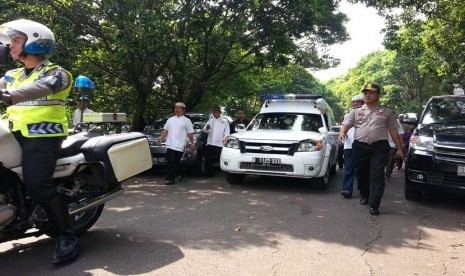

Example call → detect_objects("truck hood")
232 130 324 142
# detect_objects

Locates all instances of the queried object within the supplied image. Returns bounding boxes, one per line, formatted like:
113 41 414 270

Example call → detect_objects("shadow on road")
0 229 183 275
109 169 465 256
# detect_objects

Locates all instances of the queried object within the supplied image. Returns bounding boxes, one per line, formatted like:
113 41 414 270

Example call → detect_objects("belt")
354 140 387 146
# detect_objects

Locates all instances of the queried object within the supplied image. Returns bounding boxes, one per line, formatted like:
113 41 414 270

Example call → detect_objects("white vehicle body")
220 94 338 188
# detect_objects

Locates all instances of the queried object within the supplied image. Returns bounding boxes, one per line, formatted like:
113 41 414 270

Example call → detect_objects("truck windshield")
422 97 465 125
250 113 323 131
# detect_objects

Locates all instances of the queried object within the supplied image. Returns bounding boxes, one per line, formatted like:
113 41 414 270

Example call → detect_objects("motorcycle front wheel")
45 204 104 238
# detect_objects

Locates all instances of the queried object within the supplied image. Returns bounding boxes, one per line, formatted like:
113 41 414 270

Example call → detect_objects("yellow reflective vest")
6 64 72 137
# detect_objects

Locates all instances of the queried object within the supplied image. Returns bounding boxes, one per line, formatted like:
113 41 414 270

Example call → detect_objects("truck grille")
428 172 465 188
242 142 297 155
434 146 465 163
240 162 294 172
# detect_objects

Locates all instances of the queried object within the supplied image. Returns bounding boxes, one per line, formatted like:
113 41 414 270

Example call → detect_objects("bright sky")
312 1 386 81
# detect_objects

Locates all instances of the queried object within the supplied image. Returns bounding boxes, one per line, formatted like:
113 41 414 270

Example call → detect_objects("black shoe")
52 233 79 264
359 198 368 205
164 180 175 185
340 190 352 199
369 207 380 216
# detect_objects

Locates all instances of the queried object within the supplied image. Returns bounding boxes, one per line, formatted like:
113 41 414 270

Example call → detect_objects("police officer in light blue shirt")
338 83 403 216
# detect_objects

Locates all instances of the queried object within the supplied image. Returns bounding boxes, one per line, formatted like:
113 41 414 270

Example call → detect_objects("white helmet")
0 19 55 55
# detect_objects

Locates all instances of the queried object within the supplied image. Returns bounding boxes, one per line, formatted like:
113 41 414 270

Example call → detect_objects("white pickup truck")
220 94 339 189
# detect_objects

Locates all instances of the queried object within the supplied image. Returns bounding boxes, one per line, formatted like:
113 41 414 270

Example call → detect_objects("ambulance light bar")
260 94 322 101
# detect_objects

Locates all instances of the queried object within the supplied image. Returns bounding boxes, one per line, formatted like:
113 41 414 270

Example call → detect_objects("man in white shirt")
204 106 230 177
159 102 195 185
72 96 94 127
341 95 364 198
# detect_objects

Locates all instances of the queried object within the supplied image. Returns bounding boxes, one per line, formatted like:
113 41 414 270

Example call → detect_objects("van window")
422 98 465 124
250 113 323 131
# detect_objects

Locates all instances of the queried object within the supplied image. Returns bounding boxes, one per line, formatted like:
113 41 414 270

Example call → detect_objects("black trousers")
13 131 62 204
205 145 222 176
165 148 183 181
353 140 390 208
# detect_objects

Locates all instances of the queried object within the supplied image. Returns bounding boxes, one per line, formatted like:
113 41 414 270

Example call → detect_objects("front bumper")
220 147 329 178
405 149 465 193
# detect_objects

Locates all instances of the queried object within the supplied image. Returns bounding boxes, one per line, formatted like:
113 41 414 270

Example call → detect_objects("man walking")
159 102 195 185
338 83 403 215
340 95 364 199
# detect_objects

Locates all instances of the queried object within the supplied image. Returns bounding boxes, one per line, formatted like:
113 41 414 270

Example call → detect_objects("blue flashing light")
260 94 286 100
260 94 322 101
74 75 94 91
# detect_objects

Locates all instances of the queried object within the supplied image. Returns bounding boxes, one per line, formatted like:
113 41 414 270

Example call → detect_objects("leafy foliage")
1 0 348 129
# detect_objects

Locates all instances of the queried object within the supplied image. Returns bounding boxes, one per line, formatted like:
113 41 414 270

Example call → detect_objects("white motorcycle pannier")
81 132 152 188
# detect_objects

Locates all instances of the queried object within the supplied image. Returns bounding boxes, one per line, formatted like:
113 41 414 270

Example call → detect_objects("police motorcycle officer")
0 19 78 264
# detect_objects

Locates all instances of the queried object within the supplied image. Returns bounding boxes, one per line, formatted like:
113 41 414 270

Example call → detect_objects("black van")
404 95 465 200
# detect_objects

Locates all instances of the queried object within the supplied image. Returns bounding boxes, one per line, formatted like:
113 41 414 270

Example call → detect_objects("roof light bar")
260 94 322 101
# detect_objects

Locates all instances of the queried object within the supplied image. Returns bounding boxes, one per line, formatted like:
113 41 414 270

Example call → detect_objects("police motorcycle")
0 116 152 241
0 72 152 243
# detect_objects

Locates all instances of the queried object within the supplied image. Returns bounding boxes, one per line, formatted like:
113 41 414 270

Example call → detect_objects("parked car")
404 94 465 200
144 112 231 176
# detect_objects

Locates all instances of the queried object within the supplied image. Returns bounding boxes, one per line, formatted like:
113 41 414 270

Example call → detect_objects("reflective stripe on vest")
6 64 72 137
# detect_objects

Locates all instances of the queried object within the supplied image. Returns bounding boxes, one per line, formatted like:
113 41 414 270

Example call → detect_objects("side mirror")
318 127 328 134
235 123 246 132
0 45 10 65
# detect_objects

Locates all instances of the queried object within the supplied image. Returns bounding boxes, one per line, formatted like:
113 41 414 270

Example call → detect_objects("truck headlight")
297 140 322 152
410 135 433 151
225 136 240 149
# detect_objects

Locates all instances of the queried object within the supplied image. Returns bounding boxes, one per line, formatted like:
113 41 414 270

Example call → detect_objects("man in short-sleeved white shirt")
159 102 195 185
204 106 230 176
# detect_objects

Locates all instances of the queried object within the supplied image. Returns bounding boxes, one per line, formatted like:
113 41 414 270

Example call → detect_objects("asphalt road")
1 168 464 276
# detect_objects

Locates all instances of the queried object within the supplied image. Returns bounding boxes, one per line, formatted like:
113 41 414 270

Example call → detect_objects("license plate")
458 165 465 176
153 157 166 164
253 157 281 166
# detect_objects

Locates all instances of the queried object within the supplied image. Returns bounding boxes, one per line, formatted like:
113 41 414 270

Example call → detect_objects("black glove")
0 92 12 106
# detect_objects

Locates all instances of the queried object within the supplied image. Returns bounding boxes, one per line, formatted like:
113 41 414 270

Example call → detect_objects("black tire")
330 164 336 176
45 204 105 238
195 152 207 176
224 172 245 184
404 182 423 201
313 165 330 190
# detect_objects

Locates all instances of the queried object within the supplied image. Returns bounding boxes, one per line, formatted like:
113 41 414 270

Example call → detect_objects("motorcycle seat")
59 132 101 158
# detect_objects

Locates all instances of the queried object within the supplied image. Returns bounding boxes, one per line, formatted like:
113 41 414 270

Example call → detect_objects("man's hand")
190 143 196 152
337 132 347 144
0 92 12 106
395 148 403 159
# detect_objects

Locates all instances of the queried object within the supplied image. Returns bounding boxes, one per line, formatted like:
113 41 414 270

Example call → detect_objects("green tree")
3 0 349 130
353 0 465 88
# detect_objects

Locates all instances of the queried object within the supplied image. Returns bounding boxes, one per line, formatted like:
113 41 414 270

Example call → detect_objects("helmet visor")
0 26 26 45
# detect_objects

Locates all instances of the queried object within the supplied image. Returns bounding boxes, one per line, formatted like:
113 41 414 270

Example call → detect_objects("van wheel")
404 185 423 201
314 166 330 190
224 172 245 184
